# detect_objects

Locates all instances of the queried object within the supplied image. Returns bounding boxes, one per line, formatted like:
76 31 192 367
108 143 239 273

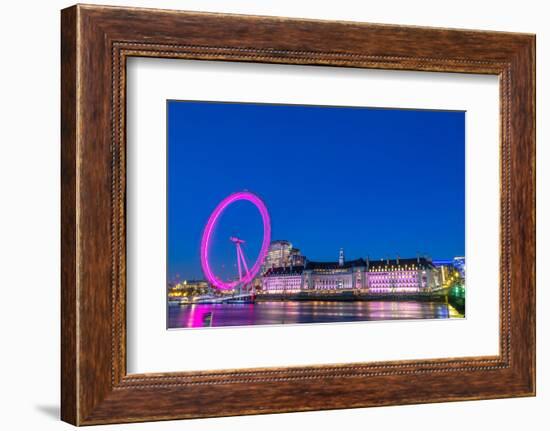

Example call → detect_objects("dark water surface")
167 300 463 329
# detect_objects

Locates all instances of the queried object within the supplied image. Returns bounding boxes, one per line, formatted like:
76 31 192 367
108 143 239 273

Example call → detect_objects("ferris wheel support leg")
239 248 251 293
236 245 243 284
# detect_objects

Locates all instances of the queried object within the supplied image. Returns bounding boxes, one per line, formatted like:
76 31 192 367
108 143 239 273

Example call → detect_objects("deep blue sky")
167 101 465 282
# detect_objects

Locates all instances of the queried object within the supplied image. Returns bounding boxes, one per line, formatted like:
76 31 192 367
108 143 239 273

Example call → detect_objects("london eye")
200 191 271 291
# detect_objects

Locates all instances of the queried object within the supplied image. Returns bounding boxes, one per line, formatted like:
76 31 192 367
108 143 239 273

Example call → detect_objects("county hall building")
261 246 438 294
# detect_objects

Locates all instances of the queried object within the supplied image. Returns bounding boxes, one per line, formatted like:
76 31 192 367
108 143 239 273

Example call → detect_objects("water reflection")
168 300 463 329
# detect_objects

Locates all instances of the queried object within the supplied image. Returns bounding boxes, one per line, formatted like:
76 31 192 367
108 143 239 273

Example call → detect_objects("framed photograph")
61 4 535 425
165 101 466 330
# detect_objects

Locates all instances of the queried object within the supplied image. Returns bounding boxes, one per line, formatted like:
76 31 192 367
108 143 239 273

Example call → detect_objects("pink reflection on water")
171 300 456 329
185 304 215 328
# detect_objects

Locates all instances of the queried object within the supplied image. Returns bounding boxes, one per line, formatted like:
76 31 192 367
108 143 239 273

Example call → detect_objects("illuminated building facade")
261 250 438 294
263 240 305 271
167 280 210 299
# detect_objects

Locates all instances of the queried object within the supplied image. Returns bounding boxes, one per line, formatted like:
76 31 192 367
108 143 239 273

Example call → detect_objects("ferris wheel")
200 191 271 291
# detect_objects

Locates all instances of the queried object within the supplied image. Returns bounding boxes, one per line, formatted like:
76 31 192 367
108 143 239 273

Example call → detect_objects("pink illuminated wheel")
200 191 271 290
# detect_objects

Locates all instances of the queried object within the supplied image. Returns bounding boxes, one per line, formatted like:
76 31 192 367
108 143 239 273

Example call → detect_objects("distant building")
167 280 209 299
432 257 466 285
453 256 466 278
261 249 437 294
263 240 292 270
290 248 305 267
262 240 305 272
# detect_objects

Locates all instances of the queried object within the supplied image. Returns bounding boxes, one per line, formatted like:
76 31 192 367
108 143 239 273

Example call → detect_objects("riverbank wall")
256 291 451 302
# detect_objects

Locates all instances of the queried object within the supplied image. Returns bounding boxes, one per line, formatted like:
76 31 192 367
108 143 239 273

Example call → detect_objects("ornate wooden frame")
61 4 535 425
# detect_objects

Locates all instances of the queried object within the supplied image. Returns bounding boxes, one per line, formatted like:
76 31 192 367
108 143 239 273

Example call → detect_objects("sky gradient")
167 101 465 282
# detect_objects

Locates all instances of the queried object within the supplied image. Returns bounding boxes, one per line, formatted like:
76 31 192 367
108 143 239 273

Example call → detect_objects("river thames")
167 300 464 329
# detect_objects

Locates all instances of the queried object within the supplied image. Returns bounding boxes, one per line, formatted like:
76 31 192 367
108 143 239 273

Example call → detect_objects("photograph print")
167 100 466 329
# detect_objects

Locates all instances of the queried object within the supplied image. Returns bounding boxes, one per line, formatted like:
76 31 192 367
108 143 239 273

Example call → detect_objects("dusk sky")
167 101 465 282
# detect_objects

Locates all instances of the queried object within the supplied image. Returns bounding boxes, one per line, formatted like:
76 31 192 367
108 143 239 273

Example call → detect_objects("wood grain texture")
60 4 536 425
